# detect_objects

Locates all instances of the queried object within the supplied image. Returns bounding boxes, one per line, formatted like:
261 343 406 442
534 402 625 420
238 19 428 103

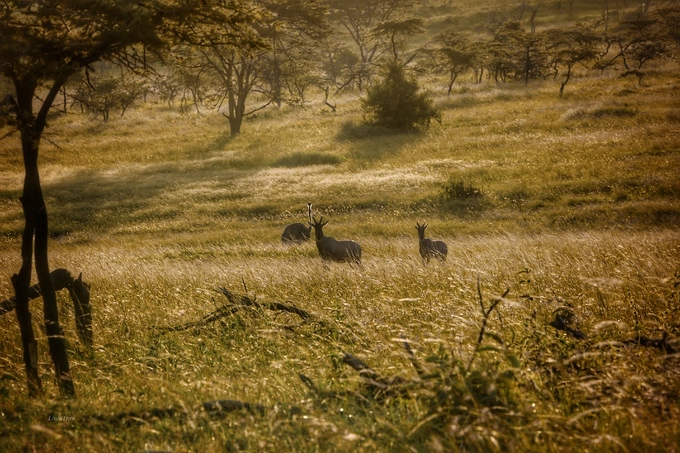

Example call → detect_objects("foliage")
362 61 441 132
322 0 420 91
425 31 477 95
72 70 149 121
442 178 483 201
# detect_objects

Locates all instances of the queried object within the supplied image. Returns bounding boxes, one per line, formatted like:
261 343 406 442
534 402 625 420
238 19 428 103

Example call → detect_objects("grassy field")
1 12 680 452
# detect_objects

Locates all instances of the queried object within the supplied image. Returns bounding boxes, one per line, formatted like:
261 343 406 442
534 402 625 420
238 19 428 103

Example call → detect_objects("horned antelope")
309 216 362 264
281 202 313 245
416 222 448 262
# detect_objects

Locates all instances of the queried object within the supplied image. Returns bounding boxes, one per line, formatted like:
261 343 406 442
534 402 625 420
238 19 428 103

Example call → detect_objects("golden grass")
0 37 679 452
1 228 678 451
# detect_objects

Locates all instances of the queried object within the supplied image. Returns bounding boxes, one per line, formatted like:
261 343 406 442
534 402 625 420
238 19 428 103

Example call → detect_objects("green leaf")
484 331 505 345
476 345 502 354
505 353 521 368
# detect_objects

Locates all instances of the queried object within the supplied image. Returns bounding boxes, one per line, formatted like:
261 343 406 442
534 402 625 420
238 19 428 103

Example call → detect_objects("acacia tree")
427 32 477 95
0 0 247 398
372 18 425 62
323 0 420 91
261 0 330 107
487 20 550 84
546 25 600 96
170 0 328 137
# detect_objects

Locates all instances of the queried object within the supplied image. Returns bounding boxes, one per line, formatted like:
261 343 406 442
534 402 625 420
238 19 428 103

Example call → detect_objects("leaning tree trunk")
13 79 75 398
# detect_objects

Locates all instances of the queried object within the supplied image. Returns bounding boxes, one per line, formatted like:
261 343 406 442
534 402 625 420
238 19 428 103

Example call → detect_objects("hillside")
0 1 679 451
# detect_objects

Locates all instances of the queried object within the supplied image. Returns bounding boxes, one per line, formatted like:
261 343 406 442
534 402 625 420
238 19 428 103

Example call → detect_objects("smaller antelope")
309 216 362 264
281 202 313 245
416 222 448 262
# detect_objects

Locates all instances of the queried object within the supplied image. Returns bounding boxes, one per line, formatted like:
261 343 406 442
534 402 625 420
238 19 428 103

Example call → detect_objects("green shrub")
362 61 441 132
442 178 483 201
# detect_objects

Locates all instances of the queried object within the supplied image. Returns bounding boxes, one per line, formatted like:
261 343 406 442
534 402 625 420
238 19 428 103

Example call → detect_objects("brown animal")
309 216 362 264
416 222 447 262
281 202 313 245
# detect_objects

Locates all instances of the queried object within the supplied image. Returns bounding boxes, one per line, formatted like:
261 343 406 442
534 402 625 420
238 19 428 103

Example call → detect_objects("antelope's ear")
322 220 329 227
77 272 83 282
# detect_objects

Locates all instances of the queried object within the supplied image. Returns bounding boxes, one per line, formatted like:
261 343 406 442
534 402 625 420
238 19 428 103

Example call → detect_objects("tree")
595 9 676 84
372 18 425 62
427 32 477 95
171 0 328 137
487 20 550 84
323 0 419 91
362 61 440 132
0 0 247 398
71 66 150 121
261 0 330 107
200 22 272 137
609 18 674 70
546 25 600 96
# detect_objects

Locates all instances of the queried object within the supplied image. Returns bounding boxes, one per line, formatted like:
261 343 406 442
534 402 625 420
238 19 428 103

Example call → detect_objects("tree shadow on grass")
271 152 343 168
335 120 424 164
39 158 261 237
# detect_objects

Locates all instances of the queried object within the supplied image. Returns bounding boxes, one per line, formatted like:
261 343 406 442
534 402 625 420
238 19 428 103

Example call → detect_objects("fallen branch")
400 336 427 379
203 399 266 415
549 308 587 340
549 309 677 354
216 286 313 320
156 287 315 335
342 352 407 397
625 333 677 354
298 373 346 399
155 305 241 334
1 268 72 315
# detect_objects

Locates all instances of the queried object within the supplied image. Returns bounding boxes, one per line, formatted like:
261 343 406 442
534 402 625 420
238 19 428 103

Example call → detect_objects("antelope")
281 202 313 245
309 216 362 264
416 222 448 262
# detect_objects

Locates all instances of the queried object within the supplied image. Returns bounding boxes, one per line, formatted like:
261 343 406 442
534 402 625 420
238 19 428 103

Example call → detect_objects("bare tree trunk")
20 135 75 398
11 271 42 397
13 78 75 398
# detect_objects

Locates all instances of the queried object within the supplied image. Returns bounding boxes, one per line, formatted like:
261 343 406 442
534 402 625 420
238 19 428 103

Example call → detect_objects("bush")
442 178 483 201
441 178 487 214
362 61 441 132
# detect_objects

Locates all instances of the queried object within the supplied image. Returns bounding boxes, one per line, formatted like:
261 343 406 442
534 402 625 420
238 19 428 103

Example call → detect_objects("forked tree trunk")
12 79 75 398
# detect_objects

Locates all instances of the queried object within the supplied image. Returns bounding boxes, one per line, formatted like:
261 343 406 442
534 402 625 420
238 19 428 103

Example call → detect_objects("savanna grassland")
1 2 680 452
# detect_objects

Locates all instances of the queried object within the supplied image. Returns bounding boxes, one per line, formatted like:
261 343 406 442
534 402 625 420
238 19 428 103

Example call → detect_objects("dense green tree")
362 61 440 132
